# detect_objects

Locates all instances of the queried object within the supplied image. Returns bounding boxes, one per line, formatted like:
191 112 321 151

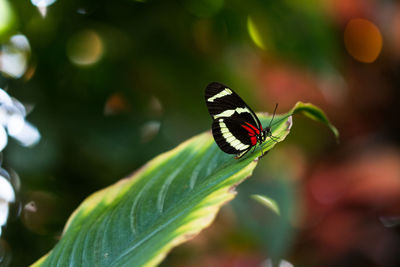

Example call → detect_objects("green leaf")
32 101 336 267
251 194 281 216
291 102 339 141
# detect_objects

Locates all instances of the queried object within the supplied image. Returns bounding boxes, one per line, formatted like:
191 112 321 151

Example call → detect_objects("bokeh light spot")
0 0 16 39
0 127 7 152
0 34 31 79
247 16 266 50
344 18 382 63
104 93 130 115
6 113 25 136
21 191 61 235
0 175 14 205
67 30 104 66
263 259 294 267
10 121 41 147
379 216 400 228
141 121 161 143
31 0 57 6
0 88 41 148
148 96 163 117
0 175 15 236
31 0 57 17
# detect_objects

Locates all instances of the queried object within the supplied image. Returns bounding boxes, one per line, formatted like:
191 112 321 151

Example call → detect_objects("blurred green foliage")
0 0 17 41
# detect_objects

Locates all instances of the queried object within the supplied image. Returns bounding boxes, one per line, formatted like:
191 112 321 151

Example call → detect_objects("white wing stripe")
213 107 250 119
219 119 250 151
207 88 233 102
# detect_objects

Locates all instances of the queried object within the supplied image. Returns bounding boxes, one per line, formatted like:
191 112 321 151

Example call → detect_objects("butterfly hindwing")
205 82 261 130
212 117 261 155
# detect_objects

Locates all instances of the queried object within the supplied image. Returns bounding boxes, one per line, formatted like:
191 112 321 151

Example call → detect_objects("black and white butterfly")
205 82 278 159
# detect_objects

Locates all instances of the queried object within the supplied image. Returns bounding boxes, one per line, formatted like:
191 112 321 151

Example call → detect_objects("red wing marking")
241 124 255 136
250 136 257 145
241 123 259 145
244 122 260 135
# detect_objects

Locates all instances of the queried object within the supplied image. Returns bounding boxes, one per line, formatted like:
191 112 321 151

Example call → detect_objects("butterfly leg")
257 143 264 157
235 147 251 159
256 150 270 160
268 134 281 143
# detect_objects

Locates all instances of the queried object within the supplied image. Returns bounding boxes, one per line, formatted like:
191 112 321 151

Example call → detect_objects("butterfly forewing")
205 82 262 129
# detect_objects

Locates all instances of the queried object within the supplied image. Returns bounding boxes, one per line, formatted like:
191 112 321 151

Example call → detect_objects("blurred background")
0 0 399 266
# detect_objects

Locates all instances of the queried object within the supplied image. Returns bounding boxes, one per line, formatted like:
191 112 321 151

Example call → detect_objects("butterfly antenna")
266 105 293 144
270 112 294 127
268 103 278 128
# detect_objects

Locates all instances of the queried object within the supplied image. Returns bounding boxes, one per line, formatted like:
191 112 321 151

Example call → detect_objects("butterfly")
205 82 279 159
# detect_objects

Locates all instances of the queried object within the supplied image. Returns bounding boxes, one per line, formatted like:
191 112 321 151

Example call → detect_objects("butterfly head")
259 127 271 143
265 127 272 137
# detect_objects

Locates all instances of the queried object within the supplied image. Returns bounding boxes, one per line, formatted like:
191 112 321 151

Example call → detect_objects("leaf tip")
292 101 339 142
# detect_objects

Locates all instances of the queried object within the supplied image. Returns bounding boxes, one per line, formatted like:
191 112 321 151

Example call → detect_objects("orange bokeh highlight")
344 18 382 63
104 93 130 115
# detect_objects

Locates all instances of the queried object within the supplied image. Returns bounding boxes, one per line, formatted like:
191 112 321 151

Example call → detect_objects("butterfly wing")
205 82 262 130
212 117 258 155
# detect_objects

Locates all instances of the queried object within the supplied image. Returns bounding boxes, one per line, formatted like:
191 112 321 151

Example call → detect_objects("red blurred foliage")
324 0 376 26
299 146 400 266
256 63 329 111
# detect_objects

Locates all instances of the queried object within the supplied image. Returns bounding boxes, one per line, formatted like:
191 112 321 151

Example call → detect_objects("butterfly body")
205 82 272 158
